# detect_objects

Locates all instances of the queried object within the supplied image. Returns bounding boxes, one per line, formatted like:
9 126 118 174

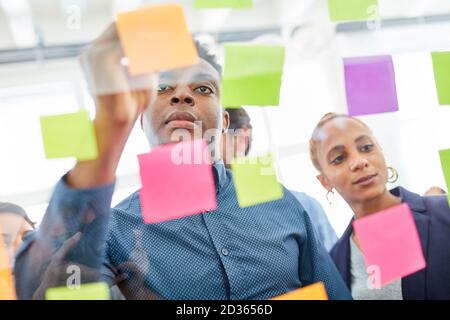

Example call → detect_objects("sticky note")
431 52 450 105
438 149 450 205
116 4 199 75
231 154 284 208
353 203 426 287
344 55 399 116
0 226 16 300
271 282 328 300
138 139 217 224
193 0 253 9
40 109 98 161
328 0 379 22
221 44 285 107
45 282 110 300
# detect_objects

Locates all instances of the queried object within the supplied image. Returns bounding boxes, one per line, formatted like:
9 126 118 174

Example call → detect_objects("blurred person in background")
222 107 338 251
0 202 35 267
424 186 446 196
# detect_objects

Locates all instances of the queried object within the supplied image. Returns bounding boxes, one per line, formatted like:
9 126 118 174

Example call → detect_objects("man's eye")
158 84 172 93
195 86 213 94
360 144 374 152
331 155 345 165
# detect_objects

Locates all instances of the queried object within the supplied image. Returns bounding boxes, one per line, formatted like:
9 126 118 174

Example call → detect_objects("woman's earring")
387 166 399 184
326 189 335 205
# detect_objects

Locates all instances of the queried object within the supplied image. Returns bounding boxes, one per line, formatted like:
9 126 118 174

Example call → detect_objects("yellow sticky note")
431 52 450 105
439 149 450 205
231 154 284 208
271 282 328 300
222 43 285 107
116 4 199 75
0 226 16 300
40 109 98 161
328 0 379 22
45 282 110 300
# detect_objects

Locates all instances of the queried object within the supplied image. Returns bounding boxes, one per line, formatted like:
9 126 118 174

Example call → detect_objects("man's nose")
170 91 195 107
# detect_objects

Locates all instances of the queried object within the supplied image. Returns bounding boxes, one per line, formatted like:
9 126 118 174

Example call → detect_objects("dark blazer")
330 186 450 299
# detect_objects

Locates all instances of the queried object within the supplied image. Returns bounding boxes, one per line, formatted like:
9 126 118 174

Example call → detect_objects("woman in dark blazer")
308 112 450 300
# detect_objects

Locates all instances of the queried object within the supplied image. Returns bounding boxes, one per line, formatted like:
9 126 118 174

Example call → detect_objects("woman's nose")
350 157 369 171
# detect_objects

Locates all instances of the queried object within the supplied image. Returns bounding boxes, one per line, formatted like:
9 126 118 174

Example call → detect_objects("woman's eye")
157 84 172 93
360 144 374 152
195 86 213 94
331 155 345 165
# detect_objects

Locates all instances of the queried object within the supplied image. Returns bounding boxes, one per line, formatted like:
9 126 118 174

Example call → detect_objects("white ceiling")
0 0 449 50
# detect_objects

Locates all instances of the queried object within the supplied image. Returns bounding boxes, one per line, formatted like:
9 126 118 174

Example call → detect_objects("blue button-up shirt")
15 162 351 300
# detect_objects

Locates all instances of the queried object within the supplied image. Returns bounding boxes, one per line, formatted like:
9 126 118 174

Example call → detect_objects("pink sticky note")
344 55 399 116
353 203 426 287
138 139 217 224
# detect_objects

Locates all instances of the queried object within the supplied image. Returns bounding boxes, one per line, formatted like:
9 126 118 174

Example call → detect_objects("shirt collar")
390 186 427 213
212 160 228 193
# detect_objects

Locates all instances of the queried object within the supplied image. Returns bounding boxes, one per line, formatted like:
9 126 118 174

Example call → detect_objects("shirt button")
221 248 229 256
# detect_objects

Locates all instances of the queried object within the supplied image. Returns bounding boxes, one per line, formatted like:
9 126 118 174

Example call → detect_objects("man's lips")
164 111 198 129
352 173 378 186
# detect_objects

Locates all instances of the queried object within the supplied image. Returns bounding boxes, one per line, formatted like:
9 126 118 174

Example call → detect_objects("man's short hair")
0 202 36 229
195 41 222 76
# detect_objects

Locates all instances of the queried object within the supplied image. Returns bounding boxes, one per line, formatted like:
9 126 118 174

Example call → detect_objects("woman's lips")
353 174 378 186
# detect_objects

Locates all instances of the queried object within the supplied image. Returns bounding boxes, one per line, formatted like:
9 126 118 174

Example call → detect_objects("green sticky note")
231 154 284 207
431 52 450 105
45 282 110 300
193 0 253 9
40 109 98 161
327 0 379 22
221 44 285 108
439 149 450 205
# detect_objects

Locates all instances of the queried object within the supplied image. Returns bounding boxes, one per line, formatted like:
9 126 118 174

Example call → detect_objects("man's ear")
317 173 333 192
222 110 230 134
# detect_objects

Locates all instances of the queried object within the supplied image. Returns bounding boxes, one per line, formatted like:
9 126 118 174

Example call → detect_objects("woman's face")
315 117 389 205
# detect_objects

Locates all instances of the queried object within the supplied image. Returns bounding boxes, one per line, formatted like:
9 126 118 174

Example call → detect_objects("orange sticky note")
271 282 328 300
0 226 16 300
116 4 199 75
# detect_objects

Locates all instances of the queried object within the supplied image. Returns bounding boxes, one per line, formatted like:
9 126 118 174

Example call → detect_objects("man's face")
0 213 33 265
143 58 228 149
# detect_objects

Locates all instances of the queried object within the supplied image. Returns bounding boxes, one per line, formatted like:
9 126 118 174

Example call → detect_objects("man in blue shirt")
14 24 350 300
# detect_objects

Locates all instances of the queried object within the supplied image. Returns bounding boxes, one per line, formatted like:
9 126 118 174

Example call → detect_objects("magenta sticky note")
353 203 426 287
344 55 399 116
138 139 217 224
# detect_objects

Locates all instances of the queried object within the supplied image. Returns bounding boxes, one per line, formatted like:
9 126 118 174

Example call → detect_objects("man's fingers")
53 232 82 262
